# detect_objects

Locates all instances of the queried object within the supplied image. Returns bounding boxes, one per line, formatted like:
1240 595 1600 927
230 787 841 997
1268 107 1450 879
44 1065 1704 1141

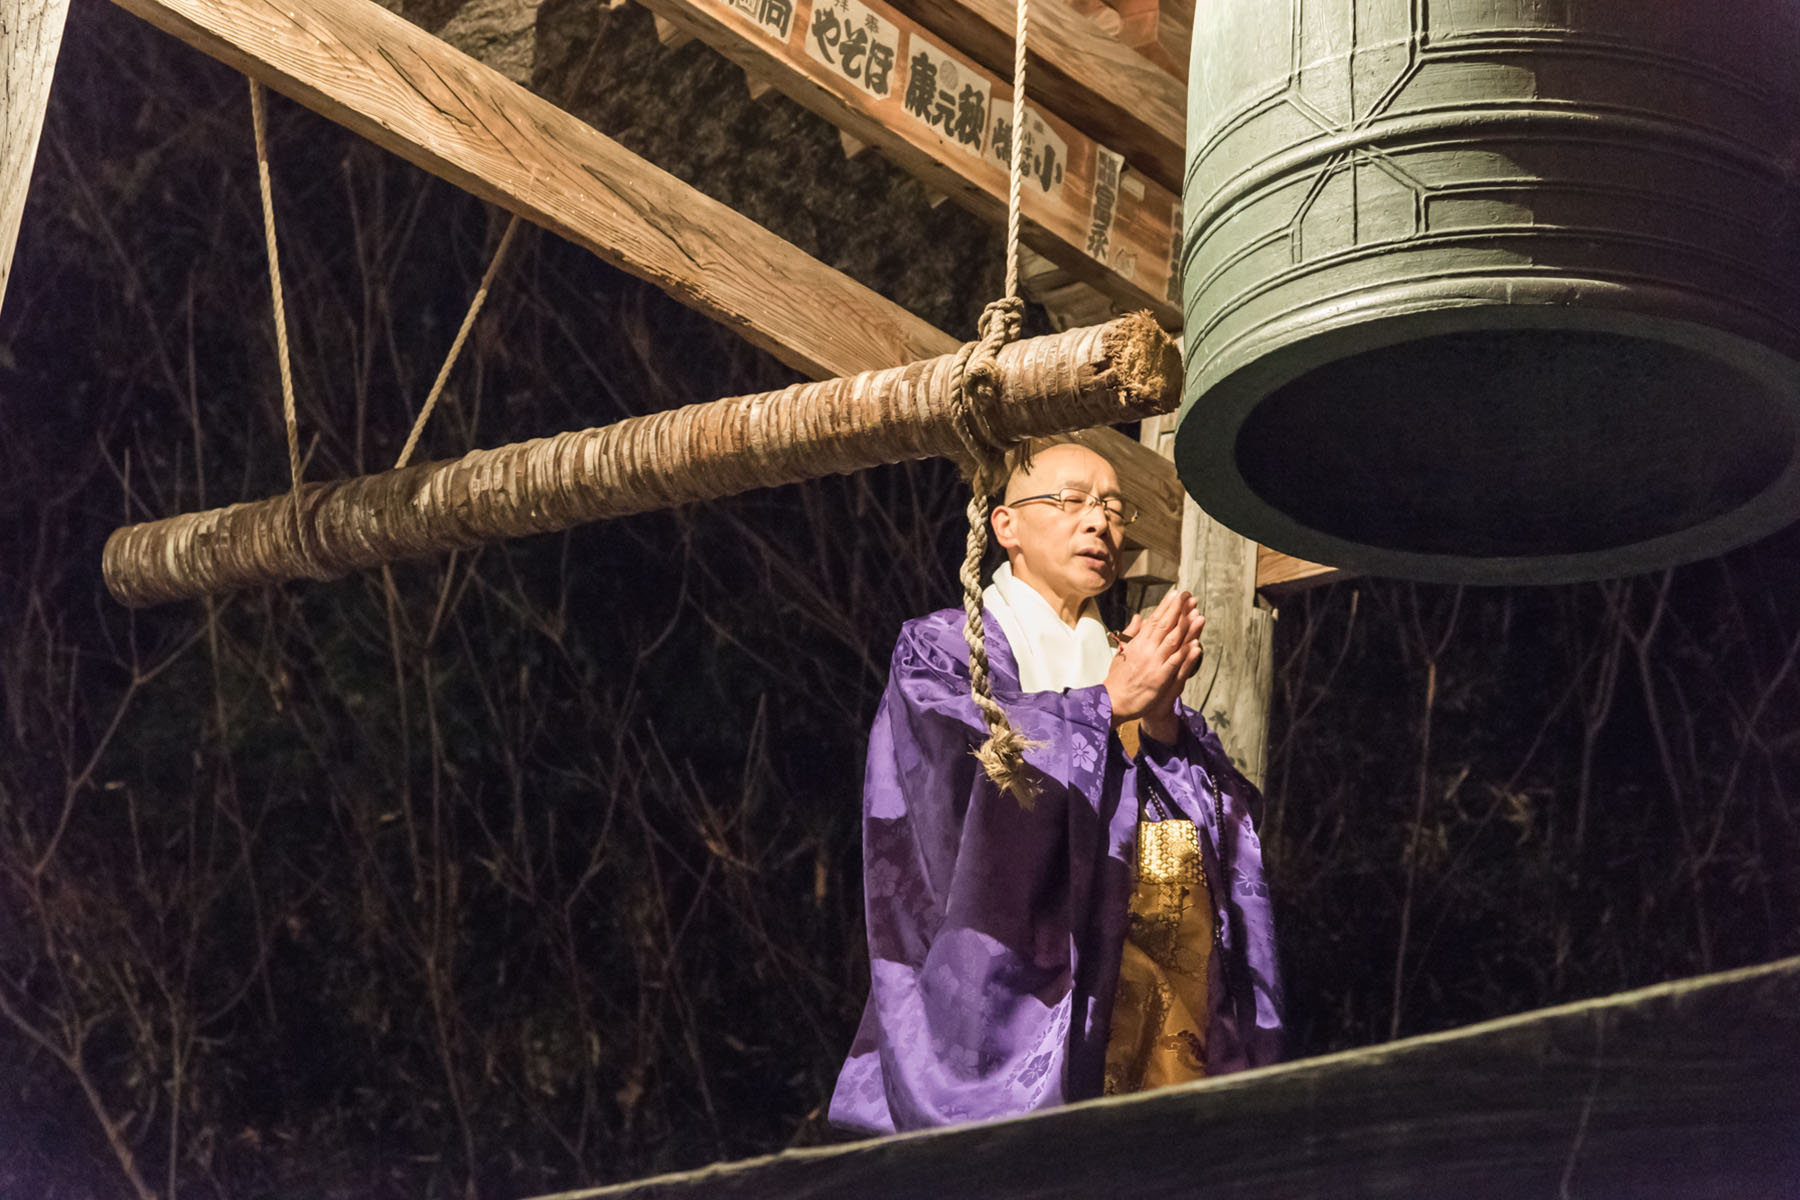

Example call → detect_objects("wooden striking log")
103 315 1179 607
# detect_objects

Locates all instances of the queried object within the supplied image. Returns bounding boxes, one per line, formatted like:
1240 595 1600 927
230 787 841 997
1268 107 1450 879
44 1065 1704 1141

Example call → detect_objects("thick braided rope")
1002 0 1030 300
394 214 523 470
947 0 1037 805
951 297 1035 804
249 80 308 559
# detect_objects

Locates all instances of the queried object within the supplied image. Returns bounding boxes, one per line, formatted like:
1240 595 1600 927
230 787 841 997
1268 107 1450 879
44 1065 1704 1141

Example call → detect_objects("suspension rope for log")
250 76 523 583
394 213 522 470
249 79 310 568
950 0 1037 805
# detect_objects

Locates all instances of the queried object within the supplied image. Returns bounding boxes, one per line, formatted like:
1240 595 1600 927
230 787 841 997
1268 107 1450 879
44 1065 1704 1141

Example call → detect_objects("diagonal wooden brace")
103 315 1180 607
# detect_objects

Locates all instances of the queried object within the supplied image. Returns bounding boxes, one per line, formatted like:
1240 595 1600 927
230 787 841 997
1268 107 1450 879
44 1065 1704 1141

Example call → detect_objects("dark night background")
2 2 1797 1196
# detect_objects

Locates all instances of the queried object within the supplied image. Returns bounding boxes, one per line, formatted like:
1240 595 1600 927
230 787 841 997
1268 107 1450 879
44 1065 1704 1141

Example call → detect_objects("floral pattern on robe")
829 607 1284 1134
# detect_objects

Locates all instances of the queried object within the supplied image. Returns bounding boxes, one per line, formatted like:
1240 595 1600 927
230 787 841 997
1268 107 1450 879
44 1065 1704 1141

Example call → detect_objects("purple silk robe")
829 608 1285 1134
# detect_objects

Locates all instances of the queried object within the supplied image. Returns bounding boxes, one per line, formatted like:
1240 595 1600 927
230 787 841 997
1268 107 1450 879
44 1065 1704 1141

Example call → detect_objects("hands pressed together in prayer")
1106 589 1205 746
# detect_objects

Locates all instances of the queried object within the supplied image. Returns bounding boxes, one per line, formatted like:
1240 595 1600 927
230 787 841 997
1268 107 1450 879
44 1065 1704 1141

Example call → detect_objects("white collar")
982 561 1114 693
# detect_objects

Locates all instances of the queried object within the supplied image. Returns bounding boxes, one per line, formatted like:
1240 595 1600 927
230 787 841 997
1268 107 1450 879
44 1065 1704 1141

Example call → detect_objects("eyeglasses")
1004 488 1140 528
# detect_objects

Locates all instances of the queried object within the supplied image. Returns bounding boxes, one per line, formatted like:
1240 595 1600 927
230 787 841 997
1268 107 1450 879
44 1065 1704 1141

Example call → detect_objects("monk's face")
991 444 1126 615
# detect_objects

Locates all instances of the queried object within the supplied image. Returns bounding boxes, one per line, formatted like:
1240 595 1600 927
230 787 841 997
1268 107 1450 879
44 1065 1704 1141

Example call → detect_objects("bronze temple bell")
1175 0 1800 584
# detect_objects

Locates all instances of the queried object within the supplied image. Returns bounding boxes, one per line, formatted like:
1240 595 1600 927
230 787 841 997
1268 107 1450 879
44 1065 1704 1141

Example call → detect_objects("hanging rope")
950 0 1038 805
249 79 313 573
251 75 523 525
1001 0 1030 302
394 214 522 470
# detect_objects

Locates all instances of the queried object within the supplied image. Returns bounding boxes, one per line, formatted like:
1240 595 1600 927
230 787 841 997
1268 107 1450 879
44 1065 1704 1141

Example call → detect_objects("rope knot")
950 296 1025 484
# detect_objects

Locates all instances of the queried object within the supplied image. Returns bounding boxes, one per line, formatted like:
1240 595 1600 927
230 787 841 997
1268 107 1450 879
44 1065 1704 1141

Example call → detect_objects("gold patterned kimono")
1103 723 1217 1095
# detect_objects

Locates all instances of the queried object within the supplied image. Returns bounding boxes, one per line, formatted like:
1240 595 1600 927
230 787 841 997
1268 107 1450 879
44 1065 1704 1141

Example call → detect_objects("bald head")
1001 443 1118 505
991 442 1125 624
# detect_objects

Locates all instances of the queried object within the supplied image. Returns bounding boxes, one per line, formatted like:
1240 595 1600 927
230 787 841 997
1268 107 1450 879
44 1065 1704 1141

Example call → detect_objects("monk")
829 442 1283 1134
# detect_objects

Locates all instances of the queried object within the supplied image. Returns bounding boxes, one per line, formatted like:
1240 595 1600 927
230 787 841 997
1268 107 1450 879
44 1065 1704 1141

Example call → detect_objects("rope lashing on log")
102 314 1181 608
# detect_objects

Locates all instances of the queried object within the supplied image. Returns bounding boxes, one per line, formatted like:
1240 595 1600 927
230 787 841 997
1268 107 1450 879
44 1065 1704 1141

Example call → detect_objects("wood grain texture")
1256 545 1351 598
1 0 71 314
111 0 1192 557
1180 492 1275 787
530 956 1800 1200
110 0 953 381
633 0 1182 323
1139 404 1274 788
887 0 1183 190
1103 0 1190 81
104 317 1182 605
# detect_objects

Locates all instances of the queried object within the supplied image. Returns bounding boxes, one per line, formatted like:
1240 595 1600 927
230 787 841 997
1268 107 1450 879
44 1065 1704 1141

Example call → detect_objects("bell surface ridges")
1176 0 1800 584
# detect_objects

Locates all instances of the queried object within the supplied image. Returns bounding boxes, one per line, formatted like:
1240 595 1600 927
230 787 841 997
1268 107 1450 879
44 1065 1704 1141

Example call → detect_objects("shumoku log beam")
103 316 1179 608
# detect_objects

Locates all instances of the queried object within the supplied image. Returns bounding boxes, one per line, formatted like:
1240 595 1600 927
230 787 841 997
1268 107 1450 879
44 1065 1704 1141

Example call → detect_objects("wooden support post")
0 0 72 314
1181 492 1277 788
1120 410 1180 605
1135 411 1276 789
103 316 1180 607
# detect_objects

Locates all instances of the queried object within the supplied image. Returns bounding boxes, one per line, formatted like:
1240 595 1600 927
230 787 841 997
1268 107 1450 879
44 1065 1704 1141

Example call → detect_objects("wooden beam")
633 0 1182 324
1 0 72 315
743 67 777 99
887 0 1183 191
531 957 1800 1200
1256 545 1350 598
1017 244 1116 332
1101 0 1192 81
651 12 693 47
111 0 955 383
1181 492 1275 784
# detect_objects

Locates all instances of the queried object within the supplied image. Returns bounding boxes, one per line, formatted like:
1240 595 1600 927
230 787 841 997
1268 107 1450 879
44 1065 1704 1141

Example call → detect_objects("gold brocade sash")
1103 728 1216 1095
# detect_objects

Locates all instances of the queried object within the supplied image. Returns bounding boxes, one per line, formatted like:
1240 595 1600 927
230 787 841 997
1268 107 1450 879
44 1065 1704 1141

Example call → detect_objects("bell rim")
1175 279 1800 585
